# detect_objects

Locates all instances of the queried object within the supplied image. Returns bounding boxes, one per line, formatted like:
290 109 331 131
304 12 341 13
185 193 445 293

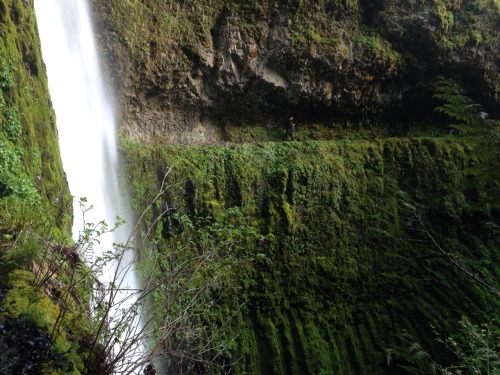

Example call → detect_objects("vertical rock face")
91 0 499 144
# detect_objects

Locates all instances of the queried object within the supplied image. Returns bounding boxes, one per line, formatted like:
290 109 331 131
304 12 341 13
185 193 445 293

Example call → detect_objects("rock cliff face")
91 0 499 144
87 3 500 371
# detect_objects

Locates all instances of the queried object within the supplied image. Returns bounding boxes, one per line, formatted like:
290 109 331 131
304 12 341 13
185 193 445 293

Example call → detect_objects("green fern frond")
390 330 440 374
433 77 491 135
485 120 500 145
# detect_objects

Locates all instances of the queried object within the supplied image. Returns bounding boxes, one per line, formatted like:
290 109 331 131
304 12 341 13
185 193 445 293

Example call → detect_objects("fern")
436 317 500 375
485 119 500 145
387 329 440 374
434 77 489 135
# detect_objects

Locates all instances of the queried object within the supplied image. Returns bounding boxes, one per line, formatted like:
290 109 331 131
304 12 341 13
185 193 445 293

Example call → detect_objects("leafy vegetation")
0 1 77 372
356 25 400 65
433 76 500 204
0 213 90 373
389 317 500 374
435 0 499 51
434 76 499 137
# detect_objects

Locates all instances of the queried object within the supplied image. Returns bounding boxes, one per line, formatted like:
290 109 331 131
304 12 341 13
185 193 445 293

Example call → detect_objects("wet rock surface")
0 290 69 375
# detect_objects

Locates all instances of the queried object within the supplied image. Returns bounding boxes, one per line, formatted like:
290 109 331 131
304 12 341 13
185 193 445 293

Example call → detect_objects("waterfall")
35 0 145 372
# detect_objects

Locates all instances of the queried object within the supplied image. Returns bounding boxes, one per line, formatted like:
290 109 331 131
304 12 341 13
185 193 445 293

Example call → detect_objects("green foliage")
0 40 15 89
0 2 82 371
357 25 400 64
434 77 489 134
0 139 40 202
437 317 500 374
389 318 500 375
433 76 500 177
5 233 44 268
0 196 64 255
0 204 149 374
387 329 441 374
431 0 499 52
2 105 22 141
0 0 72 234
0 39 34 202
144 205 266 371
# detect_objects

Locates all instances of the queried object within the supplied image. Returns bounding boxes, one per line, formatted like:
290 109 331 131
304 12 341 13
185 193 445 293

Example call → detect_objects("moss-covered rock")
0 0 72 236
122 137 499 373
0 2 83 373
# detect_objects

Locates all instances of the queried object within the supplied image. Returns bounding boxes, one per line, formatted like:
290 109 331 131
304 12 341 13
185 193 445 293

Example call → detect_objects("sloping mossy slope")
0 0 71 232
0 1 88 373
122 137 499 374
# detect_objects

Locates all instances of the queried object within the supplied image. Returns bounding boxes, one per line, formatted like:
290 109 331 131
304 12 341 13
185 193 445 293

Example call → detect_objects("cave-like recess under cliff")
91 0 500 145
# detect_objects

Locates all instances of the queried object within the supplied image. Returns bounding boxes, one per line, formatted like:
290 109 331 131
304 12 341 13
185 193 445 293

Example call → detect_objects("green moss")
0 1 83 372
0 266 87 374
0 0 72 235
432 0 499 53
356 26 400 64
123 136 499 373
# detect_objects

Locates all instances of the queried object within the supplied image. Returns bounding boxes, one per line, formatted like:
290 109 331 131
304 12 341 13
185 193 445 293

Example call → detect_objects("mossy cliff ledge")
92 0 499 144
123 138 499 374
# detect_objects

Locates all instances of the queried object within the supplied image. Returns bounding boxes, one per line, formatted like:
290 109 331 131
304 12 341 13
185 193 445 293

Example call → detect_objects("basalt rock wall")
91 0 499 144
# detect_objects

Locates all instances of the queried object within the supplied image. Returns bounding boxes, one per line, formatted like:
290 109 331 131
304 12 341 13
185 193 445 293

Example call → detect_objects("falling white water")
35 0 145 372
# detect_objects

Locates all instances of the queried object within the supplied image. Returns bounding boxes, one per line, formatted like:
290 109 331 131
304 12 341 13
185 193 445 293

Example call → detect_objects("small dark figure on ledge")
284 116 296 141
